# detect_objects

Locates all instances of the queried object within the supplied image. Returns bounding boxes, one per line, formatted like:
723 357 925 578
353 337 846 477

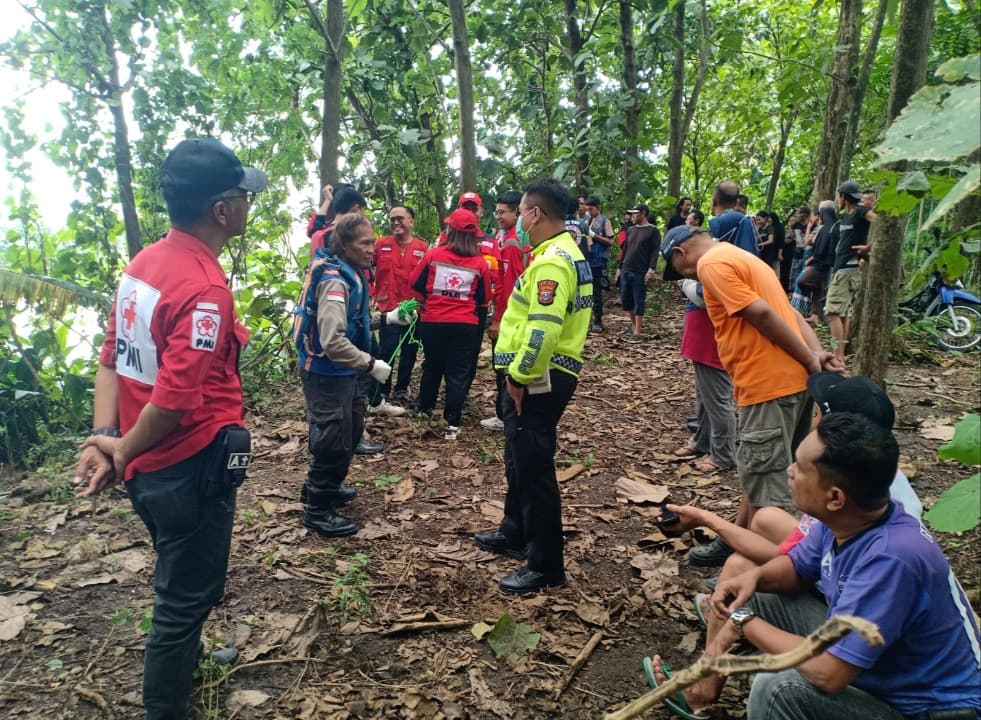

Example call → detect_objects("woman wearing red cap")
410 209 493 439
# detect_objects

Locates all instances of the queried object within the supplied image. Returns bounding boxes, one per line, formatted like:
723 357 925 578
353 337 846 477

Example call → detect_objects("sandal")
641 657 710 720
693 457 729 473
692 593 709 630
673 444 701 458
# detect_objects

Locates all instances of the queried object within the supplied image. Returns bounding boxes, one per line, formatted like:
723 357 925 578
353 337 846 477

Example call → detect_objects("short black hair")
585 194 602 207
737 194 749 208
391 203 415 219
497 191 522 211
524 178 573 219
333 186 366 214
814 412 898 512
166 196 211 226
689 209 705 225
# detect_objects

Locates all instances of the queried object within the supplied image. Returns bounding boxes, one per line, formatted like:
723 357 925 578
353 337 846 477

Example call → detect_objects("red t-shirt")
98 230 248 481
495 226 528 322
373 235 428 312
680 306 724 369
410 245 491 325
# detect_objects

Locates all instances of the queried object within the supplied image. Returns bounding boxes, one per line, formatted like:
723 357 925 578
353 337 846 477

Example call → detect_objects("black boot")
304 502 358 537
302 480 356 505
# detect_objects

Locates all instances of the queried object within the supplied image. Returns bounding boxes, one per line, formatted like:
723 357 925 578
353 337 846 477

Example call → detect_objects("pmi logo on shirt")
191 303 222 352
115 274 161 385
432 262 476 299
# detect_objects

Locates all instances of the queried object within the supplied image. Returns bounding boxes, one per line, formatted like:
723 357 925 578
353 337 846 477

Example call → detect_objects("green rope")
386 298 424 365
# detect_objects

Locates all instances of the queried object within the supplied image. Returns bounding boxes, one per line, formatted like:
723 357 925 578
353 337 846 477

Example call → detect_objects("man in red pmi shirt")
372 204 428 407
481 190 528 431
72 138 266 720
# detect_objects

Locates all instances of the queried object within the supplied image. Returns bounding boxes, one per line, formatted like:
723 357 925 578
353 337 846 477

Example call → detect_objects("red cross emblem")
120 291 138 342
196 315 218 337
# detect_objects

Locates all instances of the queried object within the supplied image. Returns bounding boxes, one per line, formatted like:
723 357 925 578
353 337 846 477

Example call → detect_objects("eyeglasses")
492 209 515 216
389 215 407 223
212 192 255 206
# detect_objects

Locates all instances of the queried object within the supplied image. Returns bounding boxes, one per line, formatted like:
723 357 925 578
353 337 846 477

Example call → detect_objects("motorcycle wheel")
934 302 981 351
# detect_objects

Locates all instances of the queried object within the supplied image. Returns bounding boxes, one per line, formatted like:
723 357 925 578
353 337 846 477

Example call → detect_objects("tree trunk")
619 0 638 201
666 0 710 199
565 0 589 189
315 0 344 189
839 0 889 181
448 0 477 191
810 0 862 205
419 110 448 220
765 109 798 210
96 4 141 258
853 0 935 385
666 0 685 199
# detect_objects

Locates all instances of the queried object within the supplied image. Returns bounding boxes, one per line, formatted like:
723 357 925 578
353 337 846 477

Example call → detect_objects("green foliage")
926 414 981 532
939 413 981 466
373 474 402 490
482 613 540 662
327 552 372 625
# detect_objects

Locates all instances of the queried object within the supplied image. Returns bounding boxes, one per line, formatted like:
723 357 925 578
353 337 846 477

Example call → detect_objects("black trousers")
126 440 236 720
491 335 506 420
417 321 479 426
301 371 364 502
465 306 489 394
499 369 577 575
378 322 419 398
591 266 605 324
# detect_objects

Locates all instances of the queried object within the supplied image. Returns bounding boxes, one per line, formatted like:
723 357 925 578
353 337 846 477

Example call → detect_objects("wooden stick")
554 631 603 700
604 615 882 720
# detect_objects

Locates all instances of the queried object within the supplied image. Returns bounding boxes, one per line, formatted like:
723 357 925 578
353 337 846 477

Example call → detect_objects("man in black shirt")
620 203 661 339
825 180 876 363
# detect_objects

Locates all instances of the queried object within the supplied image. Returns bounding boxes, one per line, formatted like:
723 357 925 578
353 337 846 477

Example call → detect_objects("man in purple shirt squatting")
649 412 980 720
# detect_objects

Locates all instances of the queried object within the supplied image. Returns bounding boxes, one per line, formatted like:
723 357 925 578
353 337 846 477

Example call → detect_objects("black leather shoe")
304 507 358 537
499 566 566 594
355 437 383 455
302 483 356 505
323 485 357 505
474 530 527 559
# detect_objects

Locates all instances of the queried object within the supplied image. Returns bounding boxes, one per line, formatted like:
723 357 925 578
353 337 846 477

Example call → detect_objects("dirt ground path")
1 299 978 719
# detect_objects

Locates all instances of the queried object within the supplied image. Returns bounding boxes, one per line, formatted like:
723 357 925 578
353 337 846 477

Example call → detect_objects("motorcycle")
898 271 981 351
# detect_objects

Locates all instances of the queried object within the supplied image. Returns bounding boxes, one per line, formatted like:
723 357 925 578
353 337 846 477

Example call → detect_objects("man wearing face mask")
474 178 593 594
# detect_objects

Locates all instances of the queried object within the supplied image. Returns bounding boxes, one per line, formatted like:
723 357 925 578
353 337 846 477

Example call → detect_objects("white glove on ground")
369 359 392 383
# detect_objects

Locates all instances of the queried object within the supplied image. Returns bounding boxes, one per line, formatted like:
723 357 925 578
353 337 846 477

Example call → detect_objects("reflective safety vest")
494 231 592 384
293 249 370 376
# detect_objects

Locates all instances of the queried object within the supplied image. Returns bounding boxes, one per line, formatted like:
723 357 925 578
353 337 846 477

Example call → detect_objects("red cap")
444 208 480 233
457 191 482 208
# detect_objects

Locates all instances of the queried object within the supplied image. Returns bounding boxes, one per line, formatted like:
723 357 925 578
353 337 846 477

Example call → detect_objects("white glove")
369 359 392 383
679 279 705 308
385 309 413 326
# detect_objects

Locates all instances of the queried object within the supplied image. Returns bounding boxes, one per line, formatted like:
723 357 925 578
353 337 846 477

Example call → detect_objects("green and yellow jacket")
493 231 593 384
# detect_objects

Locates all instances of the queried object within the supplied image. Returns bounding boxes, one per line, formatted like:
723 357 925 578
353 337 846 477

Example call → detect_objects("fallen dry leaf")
386 476 416 502
575 601 610 627
226 689 270 711
615 477 669 504
557 464 585 482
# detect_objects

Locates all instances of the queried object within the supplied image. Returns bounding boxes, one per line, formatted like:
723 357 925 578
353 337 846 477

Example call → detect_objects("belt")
493 352 583 375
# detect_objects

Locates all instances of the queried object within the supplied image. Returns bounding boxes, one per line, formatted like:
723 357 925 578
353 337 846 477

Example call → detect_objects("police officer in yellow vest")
474 178 592 594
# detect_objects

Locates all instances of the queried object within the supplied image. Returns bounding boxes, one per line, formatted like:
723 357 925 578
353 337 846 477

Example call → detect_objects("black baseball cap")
836 180 863 203
661 225 710 281
628 203 649 215
807 372 896 430
160 139 267 203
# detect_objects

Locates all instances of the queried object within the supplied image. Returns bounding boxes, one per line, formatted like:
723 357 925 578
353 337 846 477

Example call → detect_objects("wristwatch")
730 606 757 642
91 427 122 438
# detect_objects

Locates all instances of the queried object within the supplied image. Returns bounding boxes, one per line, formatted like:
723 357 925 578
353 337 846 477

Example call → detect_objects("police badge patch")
537 280 558 305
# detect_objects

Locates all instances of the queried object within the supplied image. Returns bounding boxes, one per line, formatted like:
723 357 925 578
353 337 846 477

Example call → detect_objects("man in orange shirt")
373 204 428 407
662 225 843 566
